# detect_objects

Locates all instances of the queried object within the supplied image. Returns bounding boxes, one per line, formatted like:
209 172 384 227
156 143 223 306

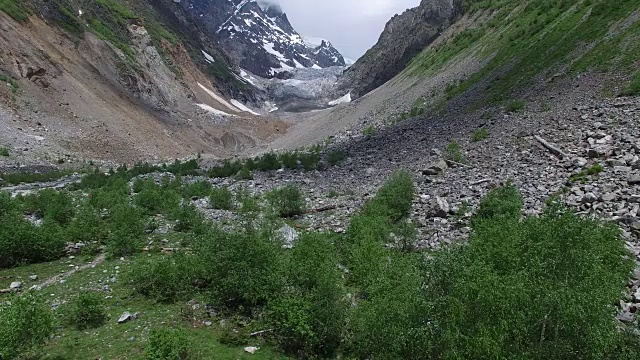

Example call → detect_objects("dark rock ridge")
173 0 346 78
337 0 464 98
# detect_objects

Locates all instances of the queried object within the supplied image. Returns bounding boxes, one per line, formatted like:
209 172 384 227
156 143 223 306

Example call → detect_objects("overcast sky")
272 0 421 60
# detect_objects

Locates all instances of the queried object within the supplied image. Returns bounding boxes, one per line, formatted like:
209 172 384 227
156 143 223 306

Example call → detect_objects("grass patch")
471 127 489 142
444 140 464 163
506 99 526 113
362 125 376 136
0 147 9 157
0 0 30 22
621 71 640 96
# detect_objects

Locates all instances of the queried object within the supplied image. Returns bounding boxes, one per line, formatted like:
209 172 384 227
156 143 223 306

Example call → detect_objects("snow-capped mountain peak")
177 0 346 78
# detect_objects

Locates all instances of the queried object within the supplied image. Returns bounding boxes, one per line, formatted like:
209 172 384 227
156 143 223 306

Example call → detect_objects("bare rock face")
336 0 464 98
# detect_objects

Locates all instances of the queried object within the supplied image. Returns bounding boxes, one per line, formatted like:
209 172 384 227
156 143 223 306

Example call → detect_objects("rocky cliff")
336 0 463 98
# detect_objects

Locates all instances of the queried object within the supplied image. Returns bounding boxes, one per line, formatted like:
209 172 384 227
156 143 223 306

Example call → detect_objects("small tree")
0 295 54 360
267 185 305 218
65 292 108 330
145 328 191 360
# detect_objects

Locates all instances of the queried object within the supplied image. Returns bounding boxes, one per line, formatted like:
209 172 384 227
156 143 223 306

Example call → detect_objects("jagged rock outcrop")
174 0 346 78
336 0 464 98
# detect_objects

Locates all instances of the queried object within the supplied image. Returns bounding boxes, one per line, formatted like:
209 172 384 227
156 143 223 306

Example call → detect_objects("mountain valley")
1 0 640 359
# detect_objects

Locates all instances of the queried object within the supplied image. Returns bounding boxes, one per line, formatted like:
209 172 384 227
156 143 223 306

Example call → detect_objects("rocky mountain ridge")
175 0 346 78
336 0 464 98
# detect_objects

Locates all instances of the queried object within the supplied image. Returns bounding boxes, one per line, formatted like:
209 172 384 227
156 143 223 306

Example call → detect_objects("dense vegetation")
1 166 636 359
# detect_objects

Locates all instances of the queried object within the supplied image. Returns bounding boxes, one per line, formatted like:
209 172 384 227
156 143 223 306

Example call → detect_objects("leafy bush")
207 159 243 178
346 252 429 359
65 292 108 330
424 191 635 359
268 233 347 358
104 204 145 257
279 151 299 170
128 254 203 303
267 185 305 218
472 183 523 224
506 99 526 113
19 189 75 225
236 188 261 214
0 212 65 268
196 226 285 308
472 128 489 142
235 166 254 180
0 168 76 186
0 147 9 156
134 180 180 215
209 187 233 210
362 125 376 136
169 203 207 234
361 170 414 222
299 152 321 172
181 180 211 199
145 328 192 360
0 295 54 360
444 140 464 163
255 152 281 171
327 150 346 166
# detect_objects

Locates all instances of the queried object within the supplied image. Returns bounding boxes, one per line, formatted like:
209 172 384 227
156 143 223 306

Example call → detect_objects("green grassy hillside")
407 0 640 103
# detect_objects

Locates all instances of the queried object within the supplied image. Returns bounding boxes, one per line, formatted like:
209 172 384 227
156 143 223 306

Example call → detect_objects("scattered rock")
9 281 22 290
422 160 448 176
29 275 39 281
426 197 450 218
277 224 299 249
117 311 139 324
244 346 260 354
628 174 640 185
581 193 598 203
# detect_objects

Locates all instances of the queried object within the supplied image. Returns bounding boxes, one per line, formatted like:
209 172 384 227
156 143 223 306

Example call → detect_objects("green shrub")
208 159 243 178
279 151 299 170
145 328 192 360
128 254 203 303
444 140 464 163
0 212 65 268
362 170 414 222
424 188 635 359
299 152 321 172
218 317 250 346
209 187 233 210
346 252 429 359
18 189 75 226
506 99 526 113
472 128 489 142
181 180 211 199
268 233 347 358
196 226 285 308
327 150 346 166
236 188 261 214
65 292 108 330
105 204 145 257
235 166 254 180
267 185 305 218
132 178 145 193
169 203 206 234
472 184 523 224
255 152 281 171
362 125 376 136
134 180 180 215
0 295 55 360
0 147 9 156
